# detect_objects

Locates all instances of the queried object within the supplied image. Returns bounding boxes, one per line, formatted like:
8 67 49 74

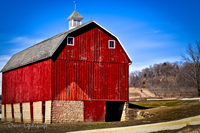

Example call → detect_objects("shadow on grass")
129 103 153 109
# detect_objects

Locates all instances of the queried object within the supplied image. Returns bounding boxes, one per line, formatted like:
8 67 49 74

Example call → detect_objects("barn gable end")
51 25 130 101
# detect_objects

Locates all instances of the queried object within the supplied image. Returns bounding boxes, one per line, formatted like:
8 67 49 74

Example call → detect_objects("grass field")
130 100 198 108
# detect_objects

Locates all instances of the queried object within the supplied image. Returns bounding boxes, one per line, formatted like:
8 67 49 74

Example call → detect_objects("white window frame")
67 37 74 46
108 40 115 49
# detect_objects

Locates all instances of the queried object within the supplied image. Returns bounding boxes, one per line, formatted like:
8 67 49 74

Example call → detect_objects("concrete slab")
179 97 200 100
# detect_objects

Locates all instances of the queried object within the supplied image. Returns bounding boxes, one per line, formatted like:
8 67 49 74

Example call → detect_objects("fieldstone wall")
1 105 5 121
125 107 138 121
52 100 83 123
45 100 51 124
22 102 31 123
6 104 13 122
121 102 138 121
13 103 21 122
33 101 42 123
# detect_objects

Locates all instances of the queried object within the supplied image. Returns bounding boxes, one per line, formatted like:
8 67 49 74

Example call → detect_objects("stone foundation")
6 104 13 122
121 102 138 121
13 103 21 122
1 105 5 121
52 100 83 123
22 102 31 123
45 100 51 124
2 100 84 123
2 101 137 123
33 101 42 123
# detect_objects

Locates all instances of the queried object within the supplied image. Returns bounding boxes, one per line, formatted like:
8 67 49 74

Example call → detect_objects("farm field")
0 100 200 133
130 99 198 108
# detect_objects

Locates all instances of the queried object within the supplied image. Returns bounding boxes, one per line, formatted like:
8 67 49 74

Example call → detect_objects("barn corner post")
121 62 131 122
1 72 5 122
1 103 6 122
49 59 53 124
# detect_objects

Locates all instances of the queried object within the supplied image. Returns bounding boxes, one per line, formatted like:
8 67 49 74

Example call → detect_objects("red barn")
1 9 132 123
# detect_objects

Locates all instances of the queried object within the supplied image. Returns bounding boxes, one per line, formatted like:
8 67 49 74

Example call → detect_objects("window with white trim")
108 40 115 49
67 37 74 46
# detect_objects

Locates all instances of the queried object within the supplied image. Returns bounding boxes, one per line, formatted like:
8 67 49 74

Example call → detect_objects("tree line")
129 62 195 88
129 41 200 97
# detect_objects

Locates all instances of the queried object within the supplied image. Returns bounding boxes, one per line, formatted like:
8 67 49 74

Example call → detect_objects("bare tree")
181 41 200 96
129 70 140 87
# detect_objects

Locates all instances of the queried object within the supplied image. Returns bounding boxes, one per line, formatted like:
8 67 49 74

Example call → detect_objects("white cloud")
0 55 11 95
0 55 11 70
153 30 160 33
8 36 46 55
129 63 150 73
9 36 44 46
129 56 181 73
0 55 11 61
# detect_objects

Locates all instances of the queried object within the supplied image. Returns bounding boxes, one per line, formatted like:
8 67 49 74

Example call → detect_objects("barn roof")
1 20 132 72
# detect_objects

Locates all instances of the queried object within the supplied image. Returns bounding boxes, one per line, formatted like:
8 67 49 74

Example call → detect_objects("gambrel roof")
1 20 132 72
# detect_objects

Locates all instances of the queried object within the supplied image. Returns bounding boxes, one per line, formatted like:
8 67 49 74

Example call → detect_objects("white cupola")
67 2 83 30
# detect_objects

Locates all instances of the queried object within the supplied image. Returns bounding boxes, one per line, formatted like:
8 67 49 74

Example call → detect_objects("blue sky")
0 0 200 94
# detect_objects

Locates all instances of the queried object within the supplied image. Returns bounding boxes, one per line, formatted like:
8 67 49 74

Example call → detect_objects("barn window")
67 37 74 46
108 40 115 49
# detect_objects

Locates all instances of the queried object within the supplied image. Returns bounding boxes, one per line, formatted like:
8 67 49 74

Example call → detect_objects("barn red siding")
58 27 129 63
52 27 129 101
2 59 51 104
84 101 105 122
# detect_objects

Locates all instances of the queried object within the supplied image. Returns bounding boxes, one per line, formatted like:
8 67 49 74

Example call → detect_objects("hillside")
129 62 198 98
129 87 157 101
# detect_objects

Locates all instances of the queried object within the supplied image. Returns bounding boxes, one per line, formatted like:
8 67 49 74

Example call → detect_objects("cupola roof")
67 9 83 20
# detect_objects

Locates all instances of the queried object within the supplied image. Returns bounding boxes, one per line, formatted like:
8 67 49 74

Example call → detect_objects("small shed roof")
1 20 132 72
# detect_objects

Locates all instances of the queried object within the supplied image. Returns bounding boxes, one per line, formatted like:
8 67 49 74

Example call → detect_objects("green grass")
130 100 199 108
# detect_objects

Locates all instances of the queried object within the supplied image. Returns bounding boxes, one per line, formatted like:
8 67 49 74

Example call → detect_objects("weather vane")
74 1 76 10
